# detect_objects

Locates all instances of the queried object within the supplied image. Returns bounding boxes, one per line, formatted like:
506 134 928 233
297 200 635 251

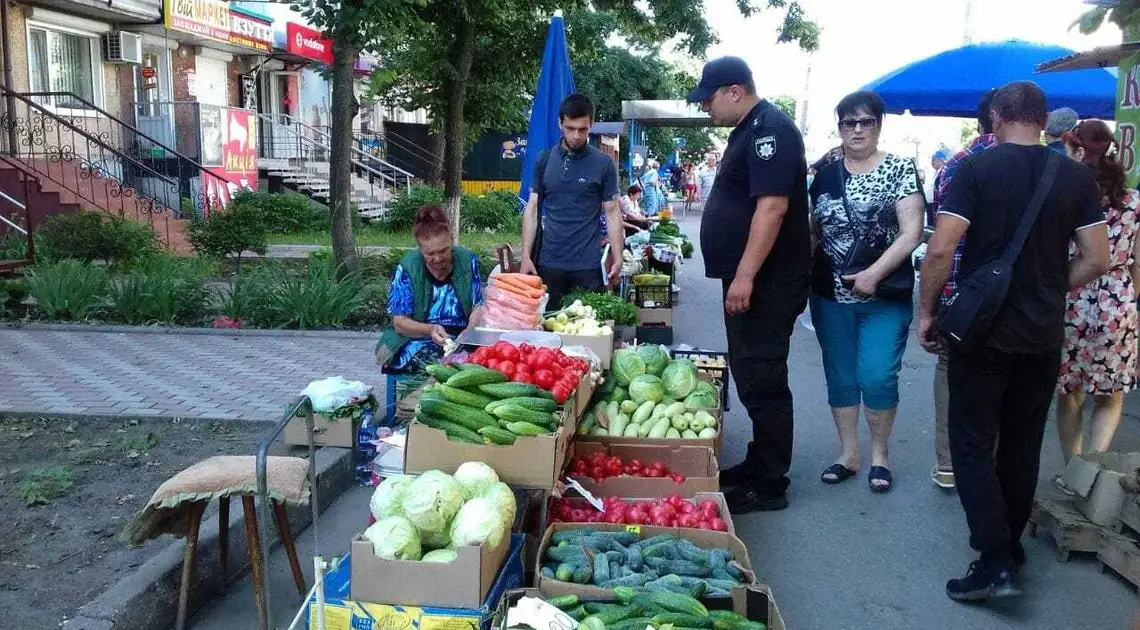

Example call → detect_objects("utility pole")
798 61 812 136
963 0 974 44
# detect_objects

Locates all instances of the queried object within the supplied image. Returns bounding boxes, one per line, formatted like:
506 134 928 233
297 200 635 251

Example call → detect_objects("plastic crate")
384 372 429 426
633 283 673 308
671 349 731 412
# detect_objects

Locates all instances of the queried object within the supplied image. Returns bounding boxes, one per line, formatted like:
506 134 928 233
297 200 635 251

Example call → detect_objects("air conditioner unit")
103 31 143 65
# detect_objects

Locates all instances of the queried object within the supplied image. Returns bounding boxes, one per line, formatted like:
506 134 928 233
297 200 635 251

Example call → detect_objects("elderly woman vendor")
376 205 485 371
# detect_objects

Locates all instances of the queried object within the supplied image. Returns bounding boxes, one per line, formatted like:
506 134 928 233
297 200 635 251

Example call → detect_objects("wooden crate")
1117 492 1140 539
1099 531 1140 590
1028 496 1104 562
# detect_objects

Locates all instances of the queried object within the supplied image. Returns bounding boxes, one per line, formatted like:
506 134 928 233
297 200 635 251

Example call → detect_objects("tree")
369 1 820 232
772 95 797 119
1073 1 1140 40
293 0 426 275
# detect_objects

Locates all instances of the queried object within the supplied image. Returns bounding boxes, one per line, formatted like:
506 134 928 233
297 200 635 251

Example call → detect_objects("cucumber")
585 604 640 625
599 572 655 588
478 426 517 445
566 607 588 621
708 611 750 624
478 382 554 400
457 362 486 371
541 565 555 579
630 592 708 617
416 414 483 443
425 364 460 381
491 404 556 426
580 618 605 630
501 420 553 436
572 564 592 584
446 367 508 389
435 383 496 409
664 402 687 418
486 396 558 413
638 419 655 437
548 594 580 610
592 554 611 585
612 585 638 605
609 618 654 630
652 614 713 629
418 398 497 431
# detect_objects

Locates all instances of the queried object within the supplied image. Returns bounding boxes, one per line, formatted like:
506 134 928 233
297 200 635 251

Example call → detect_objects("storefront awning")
1037 43 1140 73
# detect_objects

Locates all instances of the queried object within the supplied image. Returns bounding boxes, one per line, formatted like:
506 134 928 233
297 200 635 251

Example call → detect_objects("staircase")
257 113 415 221
0 89 231 253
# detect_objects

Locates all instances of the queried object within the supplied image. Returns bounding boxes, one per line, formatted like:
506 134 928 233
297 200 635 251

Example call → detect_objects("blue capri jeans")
809 296 912 410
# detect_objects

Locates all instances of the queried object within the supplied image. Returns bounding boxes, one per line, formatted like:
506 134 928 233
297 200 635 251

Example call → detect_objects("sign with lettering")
1118 50 1140 188
164 0 229 43
229 9 272 53
286 22 333 65
200 107 258 212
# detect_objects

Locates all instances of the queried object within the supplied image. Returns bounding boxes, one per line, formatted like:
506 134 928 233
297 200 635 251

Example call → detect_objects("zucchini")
609 413 630 437
446 368 508 389
491 404 556 426
479 382 554 400
418 398 497 431
622 422 641 437
435 383 496 409
486 396 558 413
501 420 553 436
478 426 518 445
425 364 460 381
632 400 656 424
666 427 682 439
548 595 580 610
648 417 670 439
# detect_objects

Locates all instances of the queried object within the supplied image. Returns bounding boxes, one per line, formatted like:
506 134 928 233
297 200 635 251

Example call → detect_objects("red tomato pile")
568 451 687 484
467 341 589 404
550 494 728 531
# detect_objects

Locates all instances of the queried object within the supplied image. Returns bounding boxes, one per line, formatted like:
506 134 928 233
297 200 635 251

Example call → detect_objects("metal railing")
355 128 440 179
263 112 416 187
0 90 233 245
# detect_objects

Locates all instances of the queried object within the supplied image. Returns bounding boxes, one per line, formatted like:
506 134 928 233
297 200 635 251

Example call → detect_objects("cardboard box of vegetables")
579 346 723 455
533 523 756 601
352 463 518 607
566 442 720 498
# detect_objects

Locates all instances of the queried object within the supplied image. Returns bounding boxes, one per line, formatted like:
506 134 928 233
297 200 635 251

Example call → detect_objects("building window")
27 25 100 111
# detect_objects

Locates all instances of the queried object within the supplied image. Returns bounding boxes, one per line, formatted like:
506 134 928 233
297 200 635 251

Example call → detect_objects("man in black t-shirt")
687 57 811 513
918 81 1109 603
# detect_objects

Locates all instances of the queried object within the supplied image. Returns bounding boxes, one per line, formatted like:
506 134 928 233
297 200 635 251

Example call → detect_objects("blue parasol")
519 11 576 202
862 39 1117 119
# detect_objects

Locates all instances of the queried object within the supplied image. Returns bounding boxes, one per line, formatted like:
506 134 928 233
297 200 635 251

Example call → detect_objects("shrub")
216 264 278 327
378 186 444 232
187 202 267 271
265 264 364 329
26 260 109 321
344 281 390 329
37 211 158 265
0 233 29 259
460 191 519 232
227 190 330 234
108 255 212 325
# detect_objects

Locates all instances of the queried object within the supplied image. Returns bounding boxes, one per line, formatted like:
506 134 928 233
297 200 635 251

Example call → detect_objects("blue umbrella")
519 11 575 202
862 39 1117 119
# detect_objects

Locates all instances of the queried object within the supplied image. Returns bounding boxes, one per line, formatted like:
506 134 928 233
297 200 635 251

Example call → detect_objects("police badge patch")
755 135 776 160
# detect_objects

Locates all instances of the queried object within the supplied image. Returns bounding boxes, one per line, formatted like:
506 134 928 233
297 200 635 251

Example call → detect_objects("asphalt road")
670 208 1138 629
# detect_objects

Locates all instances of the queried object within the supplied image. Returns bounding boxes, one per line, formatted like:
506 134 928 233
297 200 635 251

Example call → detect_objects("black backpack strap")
1001 151 1061 265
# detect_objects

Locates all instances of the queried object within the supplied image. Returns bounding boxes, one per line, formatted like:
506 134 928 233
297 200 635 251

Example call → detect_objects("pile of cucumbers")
543 589 767 630
540 530 747 596
417 363 563 445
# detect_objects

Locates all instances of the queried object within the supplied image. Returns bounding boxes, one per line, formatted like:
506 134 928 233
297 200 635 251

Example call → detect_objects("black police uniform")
700 99 811 497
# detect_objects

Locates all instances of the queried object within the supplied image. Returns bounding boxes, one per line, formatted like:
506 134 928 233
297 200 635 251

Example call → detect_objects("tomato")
551 383 571 404
645 468 665 478
590 465 606 479
657 502 677 517
709 517 729 532
628 459 644 472
571 460 587 475
515 362 532 376
650 460 667 471
666 494 686 508
679 501 695 514
561 372 580 388
534 369 556 390
534 347 556 368
512 371 533 384
623 463 641 476
695 520 713 530
485 358 500 371
570 509 588 522
626 509 649 525
496 344 520 363
670 473 687 484
604 512 625 524
518 343 535 355
606 461 624 476
650 513 672 527
698 499 720 515
677 514 700 528
588 451 607 465
497 361 516 377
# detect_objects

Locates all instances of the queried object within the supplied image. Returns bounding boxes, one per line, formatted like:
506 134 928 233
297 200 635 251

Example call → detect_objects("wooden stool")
120 456 312 630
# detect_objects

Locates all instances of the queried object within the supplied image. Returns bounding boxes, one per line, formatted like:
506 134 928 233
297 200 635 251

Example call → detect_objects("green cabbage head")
449 497 507 548
363 516 422 560
369 474 413 521
636 344 671 376
612 350 646 386
453 461 500 501
402 470 463 534
629 374 665 404
661 359 699 399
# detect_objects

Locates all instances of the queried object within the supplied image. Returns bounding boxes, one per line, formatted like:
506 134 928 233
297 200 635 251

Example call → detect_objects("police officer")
687 57 811 513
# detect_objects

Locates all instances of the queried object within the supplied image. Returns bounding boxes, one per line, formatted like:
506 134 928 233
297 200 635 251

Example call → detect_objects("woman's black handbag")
935 152 1061 349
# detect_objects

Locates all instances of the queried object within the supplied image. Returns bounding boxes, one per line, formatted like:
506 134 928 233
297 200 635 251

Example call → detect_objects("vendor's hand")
917 313 943 354
725 275 753 315
607 258 622 287
841 269 881 297
519 257 538 276
429 324 450 345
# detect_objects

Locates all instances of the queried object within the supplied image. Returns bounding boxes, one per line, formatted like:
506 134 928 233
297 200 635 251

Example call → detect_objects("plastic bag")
301 377 373 412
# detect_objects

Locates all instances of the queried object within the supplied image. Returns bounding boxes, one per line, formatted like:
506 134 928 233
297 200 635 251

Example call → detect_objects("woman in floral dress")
1056 120 1140 464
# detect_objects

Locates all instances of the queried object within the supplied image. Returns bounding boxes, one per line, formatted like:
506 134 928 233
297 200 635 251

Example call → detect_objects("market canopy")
862 39 1117 120
621 100 712 127
519 12 575 200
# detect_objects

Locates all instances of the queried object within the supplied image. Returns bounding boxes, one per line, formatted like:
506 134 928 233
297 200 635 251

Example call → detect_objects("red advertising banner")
202 107 258 212
286 22 333 65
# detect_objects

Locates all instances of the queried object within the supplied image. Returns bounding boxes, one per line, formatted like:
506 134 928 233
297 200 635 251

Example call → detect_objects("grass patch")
267 227 521 251
16 467 75 506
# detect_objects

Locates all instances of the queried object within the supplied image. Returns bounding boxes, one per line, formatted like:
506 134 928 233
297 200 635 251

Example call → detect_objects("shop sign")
286 22 333 64
164 0 229 43
230 9 273 53
201 107 258 212
1118 50 1140 188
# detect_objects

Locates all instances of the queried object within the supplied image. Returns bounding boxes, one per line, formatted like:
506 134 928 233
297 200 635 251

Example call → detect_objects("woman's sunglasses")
839 117 878 132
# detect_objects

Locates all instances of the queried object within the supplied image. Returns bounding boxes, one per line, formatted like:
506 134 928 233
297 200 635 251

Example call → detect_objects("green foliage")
563 289 638 326
16 467 74 506
772 95 797 120
187 202 268 267
215 265 278 325
26 260 109 321
265 264 365 329
108 255 212 325
460 190 519 232
37 211 158 266
0 233 29 259
1071 2 1139 37
378 186 445 232
227 190 330 234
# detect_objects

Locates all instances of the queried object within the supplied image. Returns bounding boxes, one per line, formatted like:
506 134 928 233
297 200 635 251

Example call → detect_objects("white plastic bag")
301 376 372 412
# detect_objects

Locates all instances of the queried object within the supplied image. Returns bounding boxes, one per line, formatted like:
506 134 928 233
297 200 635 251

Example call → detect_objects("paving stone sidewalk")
0 329 382 420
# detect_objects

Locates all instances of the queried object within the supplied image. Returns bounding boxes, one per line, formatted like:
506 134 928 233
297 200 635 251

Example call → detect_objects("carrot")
490 278 544 302
486 295 539 324
490 274 544 297
493 272 543 288
488 287 542 310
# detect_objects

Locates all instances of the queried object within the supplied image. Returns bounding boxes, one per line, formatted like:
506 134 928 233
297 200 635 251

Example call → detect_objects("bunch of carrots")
482 273 548 330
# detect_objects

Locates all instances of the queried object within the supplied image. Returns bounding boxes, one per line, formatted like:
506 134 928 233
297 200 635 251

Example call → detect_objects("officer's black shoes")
725 484 789 513
946 560 1022 602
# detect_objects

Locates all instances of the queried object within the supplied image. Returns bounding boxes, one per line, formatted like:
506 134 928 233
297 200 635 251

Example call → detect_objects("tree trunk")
426 132 445 186
329 37 360 275
441 17 476 242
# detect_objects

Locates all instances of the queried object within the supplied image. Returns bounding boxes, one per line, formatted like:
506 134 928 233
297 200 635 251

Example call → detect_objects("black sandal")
869 466 893 493
821 463 857 484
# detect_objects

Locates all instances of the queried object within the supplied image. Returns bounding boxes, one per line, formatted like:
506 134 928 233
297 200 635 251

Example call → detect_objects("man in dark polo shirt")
520 94 623 309
688 57 811 513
